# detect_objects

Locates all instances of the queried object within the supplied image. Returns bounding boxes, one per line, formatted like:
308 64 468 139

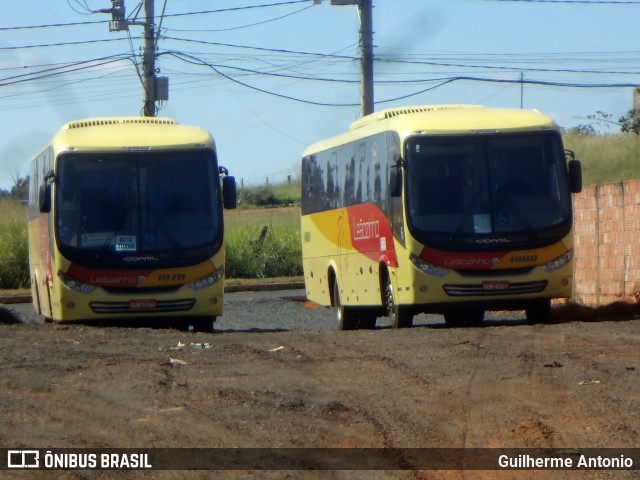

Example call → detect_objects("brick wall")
573 179 640 305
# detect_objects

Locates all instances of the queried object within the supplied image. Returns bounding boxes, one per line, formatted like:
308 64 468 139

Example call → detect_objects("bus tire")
525 299 552 324
444 309 484 327
333 281 358 331
192 317 216 333
383 272 413 328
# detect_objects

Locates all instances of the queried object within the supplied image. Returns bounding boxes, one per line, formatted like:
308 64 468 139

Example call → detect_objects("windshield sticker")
115 235 137 252
473 214 491 234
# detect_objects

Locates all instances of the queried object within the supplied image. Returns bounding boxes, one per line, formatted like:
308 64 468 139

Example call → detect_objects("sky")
1 0 639 192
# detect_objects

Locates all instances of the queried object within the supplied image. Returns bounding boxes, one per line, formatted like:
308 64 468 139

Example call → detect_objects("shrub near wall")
0 218 29 289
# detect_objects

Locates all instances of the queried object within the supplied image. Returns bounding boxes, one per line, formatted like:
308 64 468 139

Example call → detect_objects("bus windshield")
55 150 222 266
405 131 572 249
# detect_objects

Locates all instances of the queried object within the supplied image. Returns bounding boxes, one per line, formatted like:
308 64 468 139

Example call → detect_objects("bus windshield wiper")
496 185 537 241
450 189 481 243
147 208 184 257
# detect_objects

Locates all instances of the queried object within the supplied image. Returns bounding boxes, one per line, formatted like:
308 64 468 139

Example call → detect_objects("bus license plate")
129 299 156 310
482 280 509 291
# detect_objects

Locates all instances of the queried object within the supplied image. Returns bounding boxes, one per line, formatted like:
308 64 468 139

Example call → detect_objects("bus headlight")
410 254 449 277
188 266 224 291
541 248 573 272
58 271 96 294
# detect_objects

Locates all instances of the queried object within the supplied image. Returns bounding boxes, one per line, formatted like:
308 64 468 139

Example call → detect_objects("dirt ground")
1 300 639 480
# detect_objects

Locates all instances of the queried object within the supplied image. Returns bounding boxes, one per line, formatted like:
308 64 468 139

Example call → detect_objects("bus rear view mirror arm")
390 159 403 198
565 149 582 194
221 174 237 209
39 170 55 213
568 159 582 194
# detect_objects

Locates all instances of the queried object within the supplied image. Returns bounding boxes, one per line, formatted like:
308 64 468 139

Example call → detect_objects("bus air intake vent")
443 280 547 297
349 105 481 131
65 117 177 129
89 298 195 314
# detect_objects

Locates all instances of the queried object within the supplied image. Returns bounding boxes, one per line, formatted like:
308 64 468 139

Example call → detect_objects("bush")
237 181 301 208
225 225 302 278
238 186 280 207
0 218 29 289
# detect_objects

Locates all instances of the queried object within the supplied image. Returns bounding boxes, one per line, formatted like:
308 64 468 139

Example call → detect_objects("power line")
66 0 97 15
477 0 640 3
166 51 361 107
0 37 126 51
151 0 314 20
161 35 357 60
376 56 640 76
0 0 314 31
164 3 316 33
166 51 640 109
0 55 134 87
0 19 107 31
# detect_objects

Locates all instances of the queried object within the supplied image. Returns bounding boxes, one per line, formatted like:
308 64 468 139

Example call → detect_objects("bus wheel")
192 317 215 333
525 299 551 324
444 309 484 327
383 274 413 328
333 281 358 331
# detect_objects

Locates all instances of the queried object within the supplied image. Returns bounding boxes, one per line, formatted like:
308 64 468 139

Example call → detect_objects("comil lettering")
354 218 380 241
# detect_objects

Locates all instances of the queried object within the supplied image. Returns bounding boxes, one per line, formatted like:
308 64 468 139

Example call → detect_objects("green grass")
237 181 301 208
562 132 640 186
224 207 302 278
0 199 29 289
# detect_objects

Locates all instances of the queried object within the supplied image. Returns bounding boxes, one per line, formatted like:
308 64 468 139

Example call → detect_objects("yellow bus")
301 105 582 329
28 117 237 332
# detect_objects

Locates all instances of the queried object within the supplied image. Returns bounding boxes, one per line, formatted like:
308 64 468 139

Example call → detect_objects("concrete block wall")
573 180 640 305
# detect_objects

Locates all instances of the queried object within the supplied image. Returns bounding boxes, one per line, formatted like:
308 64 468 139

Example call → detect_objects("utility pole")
359 0 374 116
330 0 374 117
101 0 167 117
142 0 156 117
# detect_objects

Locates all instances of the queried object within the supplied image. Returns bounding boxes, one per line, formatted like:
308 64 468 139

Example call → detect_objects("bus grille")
443 281 547 297
90 299 195 314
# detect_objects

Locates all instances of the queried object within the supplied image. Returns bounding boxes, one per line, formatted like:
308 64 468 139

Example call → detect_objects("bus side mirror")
390 162 403 197
569 159 582 193
39 183 51 213
222 175 237 209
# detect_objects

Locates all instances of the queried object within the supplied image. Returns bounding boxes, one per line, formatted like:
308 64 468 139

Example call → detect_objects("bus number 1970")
158 273 186 282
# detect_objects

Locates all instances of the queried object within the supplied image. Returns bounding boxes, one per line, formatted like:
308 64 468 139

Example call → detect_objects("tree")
567 124 596 136
9 174 29 201
618 110 640 135
577 110 640 136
